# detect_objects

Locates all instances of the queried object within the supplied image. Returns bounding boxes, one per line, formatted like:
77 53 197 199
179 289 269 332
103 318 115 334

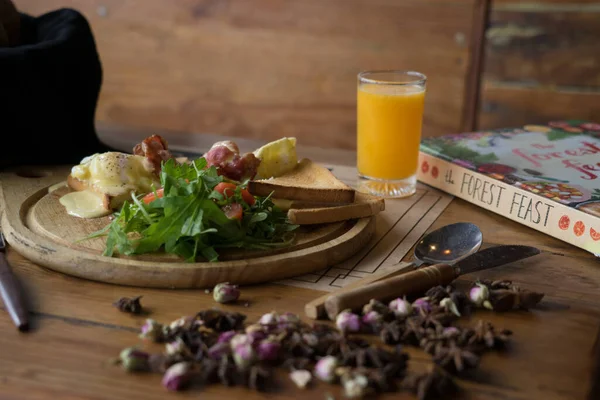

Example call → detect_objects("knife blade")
0 230 29 331
453 245 540 276
323 244 541 320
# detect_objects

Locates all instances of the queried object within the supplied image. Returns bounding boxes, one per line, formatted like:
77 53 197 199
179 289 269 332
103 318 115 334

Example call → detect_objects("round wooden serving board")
0 166 376 288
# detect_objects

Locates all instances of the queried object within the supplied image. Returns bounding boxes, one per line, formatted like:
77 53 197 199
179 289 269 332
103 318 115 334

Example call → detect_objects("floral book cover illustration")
417 120 600 256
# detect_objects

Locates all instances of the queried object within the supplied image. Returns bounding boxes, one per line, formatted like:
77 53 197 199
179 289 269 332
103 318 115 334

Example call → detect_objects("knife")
0 230 29 331
323 245 540 320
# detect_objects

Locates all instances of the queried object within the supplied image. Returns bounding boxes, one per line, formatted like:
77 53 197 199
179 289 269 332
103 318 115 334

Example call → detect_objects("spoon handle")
304 261 419 320
324 263 456 320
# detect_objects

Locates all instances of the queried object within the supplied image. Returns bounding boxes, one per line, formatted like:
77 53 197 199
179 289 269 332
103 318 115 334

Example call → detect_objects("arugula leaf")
84 157 299 262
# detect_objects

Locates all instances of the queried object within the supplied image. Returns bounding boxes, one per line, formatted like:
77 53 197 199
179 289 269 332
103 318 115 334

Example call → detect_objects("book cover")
417 120 600 256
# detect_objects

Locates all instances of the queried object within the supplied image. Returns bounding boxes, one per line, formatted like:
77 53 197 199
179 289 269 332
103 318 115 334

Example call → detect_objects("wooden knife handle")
304 262 418 319
0 253 29 331
324 263 457 320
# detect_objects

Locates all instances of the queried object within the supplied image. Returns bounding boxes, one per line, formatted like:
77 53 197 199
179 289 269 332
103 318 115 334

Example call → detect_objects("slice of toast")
288 192 385 225
248 158 356 204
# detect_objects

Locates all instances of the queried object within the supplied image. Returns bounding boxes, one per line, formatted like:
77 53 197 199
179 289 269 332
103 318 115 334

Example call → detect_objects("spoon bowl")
414 222 483 266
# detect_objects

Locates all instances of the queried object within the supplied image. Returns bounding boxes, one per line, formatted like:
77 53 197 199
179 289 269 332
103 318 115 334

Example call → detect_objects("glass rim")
358 70 427 86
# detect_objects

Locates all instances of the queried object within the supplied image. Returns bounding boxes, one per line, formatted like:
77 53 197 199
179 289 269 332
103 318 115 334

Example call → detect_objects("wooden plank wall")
479 0 600 129
15 0 480 149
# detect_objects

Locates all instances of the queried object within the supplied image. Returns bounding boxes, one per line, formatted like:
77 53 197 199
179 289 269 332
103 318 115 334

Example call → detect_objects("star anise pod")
413 306 457 330
362 298 394 321
197 308 246 332
217 355 238 386
424 285 454 304
402 366 457 400
467 320 512 351
433 340 480 372
113 295 143 314
380 320 405 345
401 317 428 345
245 365 272 391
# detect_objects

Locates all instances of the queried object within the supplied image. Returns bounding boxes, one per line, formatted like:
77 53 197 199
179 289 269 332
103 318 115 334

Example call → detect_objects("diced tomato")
214 182 256 206
215 182 237 197
142 188 164 204
222 203 243 220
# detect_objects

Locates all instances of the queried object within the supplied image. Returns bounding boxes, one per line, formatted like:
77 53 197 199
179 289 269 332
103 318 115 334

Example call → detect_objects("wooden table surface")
1 122 599 400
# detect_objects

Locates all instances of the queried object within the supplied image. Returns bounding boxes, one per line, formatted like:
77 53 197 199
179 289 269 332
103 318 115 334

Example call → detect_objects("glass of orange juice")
357 70 426 198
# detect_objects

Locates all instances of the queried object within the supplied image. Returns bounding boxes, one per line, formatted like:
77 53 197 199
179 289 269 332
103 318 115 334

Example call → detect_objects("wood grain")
479 83 600 130
0 169 376 288
17 0 482 147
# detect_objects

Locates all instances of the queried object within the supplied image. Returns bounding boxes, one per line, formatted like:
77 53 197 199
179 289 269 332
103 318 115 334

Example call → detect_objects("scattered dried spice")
115 280 543 399
113 296 144 314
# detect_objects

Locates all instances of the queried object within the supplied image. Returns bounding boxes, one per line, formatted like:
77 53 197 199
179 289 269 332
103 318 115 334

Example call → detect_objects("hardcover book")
417 120 600 256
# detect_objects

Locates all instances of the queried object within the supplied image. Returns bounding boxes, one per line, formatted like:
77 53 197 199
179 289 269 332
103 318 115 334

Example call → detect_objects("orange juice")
357 84 425 180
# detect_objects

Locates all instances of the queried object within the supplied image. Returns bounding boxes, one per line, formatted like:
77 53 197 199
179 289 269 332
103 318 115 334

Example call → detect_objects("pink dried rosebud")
119 347 150 372
361 310 383 326
278 312 301 330
342 373 370 398
245 324 267 343
412 297 432 313
232 342 256 370
230 333 251 349
470 283 492 310
442 326 461 338
259 311 279 326
302 333 319 347
335 310 361 333
388 297 413 317
165 337 189 357
217 330 237 343
314 355 338 383
139 318 165 342
290 369 312 389
257 337 281 361
161 362 193 391
440 297 461 316
213 282 240 304
207 342 230 359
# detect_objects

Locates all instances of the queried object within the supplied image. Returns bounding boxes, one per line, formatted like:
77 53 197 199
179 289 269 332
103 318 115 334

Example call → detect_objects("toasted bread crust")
287 193 385 225
248 159 355 203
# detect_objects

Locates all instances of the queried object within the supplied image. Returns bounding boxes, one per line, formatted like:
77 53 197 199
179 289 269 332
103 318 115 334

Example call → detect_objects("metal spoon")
413 222 483 267
304 222 483 319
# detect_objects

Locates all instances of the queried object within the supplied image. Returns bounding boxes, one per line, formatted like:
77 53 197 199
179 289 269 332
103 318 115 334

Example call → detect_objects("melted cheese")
59 190 111 219
71 152 159 197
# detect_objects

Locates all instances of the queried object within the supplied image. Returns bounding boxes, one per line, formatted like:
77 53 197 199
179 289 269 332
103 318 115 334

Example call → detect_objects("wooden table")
1 122 599 400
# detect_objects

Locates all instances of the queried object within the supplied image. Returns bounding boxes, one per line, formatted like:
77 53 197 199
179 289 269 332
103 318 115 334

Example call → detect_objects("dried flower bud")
119 347 150 372
213 282 240 304
113 295 143 314
470 283 492 310
442 326 461 338
289 369 312 389
412 297 432 313
257 337 281 361
245 324 267 343
161 362 193 391
302 333 319 347
165 337 189 357
230 333 252 349
217 330 237 343
278 312 301 330
259 311 279 327
440 297 461 317
139 318 165 342
233 342 256 370
361 310 383 331
342 373 370 399
314 356 338 383
166 316 194 334
388 297 413 317
335 310 361 333
207 342 231 359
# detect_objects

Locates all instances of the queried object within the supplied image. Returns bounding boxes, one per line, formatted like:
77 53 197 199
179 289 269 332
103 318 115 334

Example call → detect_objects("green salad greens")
85 158 298 262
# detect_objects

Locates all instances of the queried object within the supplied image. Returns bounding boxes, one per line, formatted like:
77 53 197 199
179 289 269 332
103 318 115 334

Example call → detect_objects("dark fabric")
0 8 113 169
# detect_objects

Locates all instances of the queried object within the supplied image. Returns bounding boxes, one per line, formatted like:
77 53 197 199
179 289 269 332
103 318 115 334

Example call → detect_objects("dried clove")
113 295 143 314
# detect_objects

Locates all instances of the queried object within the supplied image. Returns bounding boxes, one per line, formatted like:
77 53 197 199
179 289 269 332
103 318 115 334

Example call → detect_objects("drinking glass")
356 70 427 198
